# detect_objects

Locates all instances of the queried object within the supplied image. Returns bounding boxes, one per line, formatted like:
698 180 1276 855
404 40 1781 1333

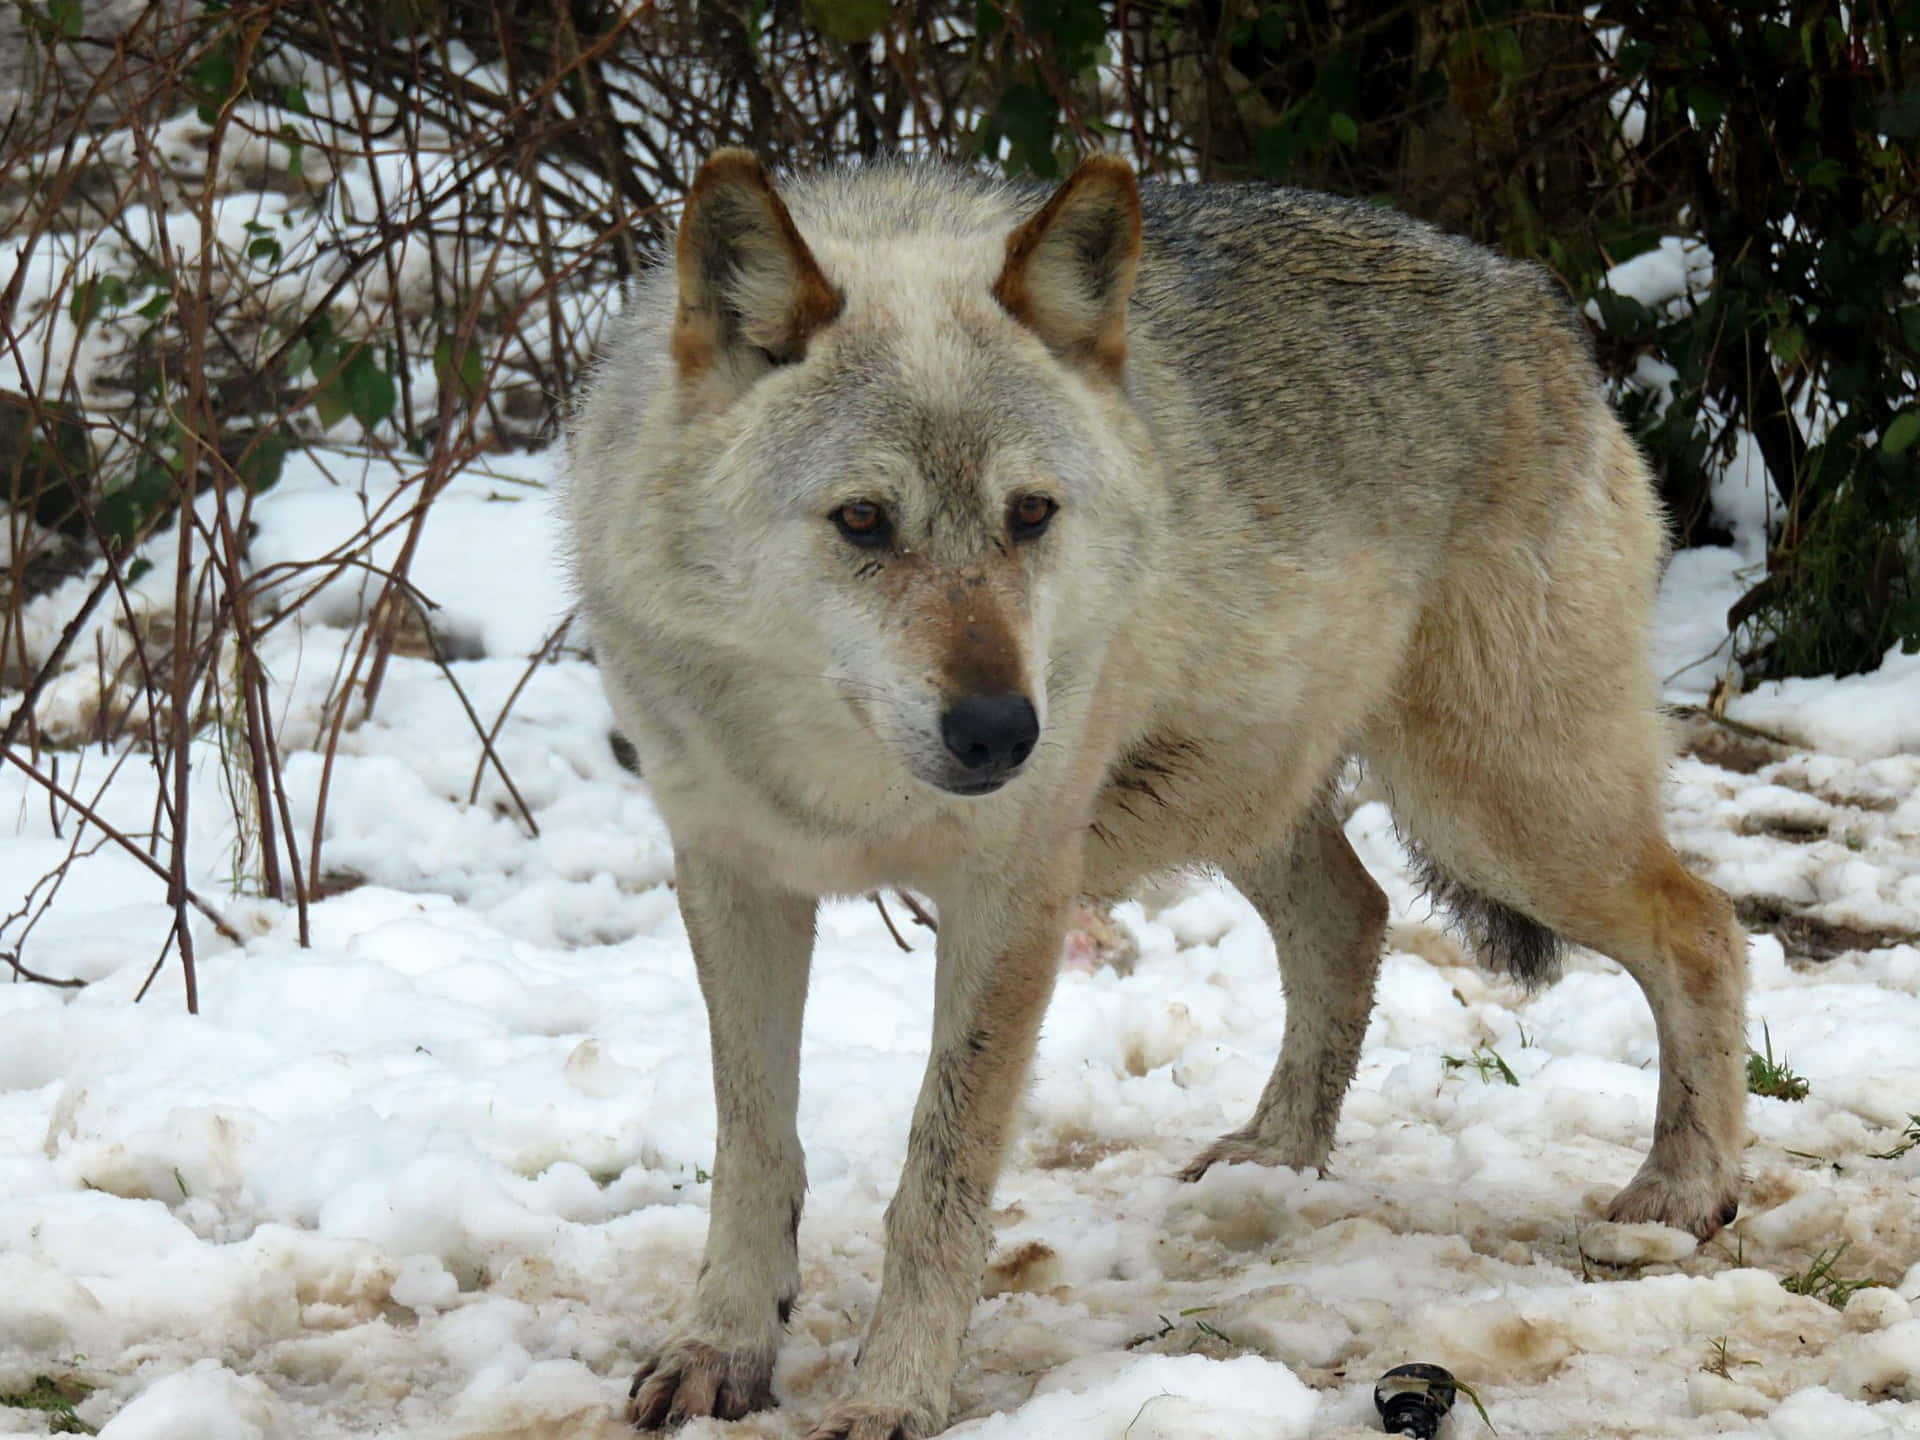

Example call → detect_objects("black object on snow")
1373 1363 1459 1437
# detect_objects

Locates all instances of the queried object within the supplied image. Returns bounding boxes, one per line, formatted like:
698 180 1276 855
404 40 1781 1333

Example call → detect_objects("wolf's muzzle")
937 693 1038 795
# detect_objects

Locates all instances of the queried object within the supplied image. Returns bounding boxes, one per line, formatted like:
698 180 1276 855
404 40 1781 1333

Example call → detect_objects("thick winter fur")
1405 836 1567 987
566 152 1749 1439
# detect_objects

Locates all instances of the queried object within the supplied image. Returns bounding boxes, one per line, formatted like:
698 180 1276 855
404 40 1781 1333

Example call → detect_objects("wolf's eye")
1009 494 1057 542
832 500 890 547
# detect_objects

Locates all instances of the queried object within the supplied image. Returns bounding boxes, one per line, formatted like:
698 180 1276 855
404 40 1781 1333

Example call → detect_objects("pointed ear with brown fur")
992 155 1142 380
673 149 841 380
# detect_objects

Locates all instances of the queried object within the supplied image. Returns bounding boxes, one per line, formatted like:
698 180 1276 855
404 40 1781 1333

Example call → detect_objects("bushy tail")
1406 840 1566 988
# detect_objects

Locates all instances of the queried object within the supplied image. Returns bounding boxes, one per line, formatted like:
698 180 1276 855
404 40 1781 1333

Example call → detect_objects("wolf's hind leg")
1370 521 1747 1238
1571 844 1747 1236
629 855 813 1430
1180 807 1387 1181
1397 813 1747 1238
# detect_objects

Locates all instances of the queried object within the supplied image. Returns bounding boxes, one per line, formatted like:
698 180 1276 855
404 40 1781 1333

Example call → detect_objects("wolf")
565 150 1749 1438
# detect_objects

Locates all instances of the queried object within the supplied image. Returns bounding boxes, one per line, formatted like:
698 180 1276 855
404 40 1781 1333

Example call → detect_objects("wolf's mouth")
937 775 1011 798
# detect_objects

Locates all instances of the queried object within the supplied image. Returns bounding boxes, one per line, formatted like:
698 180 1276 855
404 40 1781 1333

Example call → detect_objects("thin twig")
418 602 540 838
0 747 243 944
871 891 913 952
467 612 572 807
4 951 88 988
0 563 119 756
897 891 939 932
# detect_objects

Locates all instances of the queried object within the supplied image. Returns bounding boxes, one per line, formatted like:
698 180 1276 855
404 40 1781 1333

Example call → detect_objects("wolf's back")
1127 182 1604 522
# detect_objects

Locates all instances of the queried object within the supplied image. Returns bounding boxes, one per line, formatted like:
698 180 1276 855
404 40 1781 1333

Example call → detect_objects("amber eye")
1009 493 1057 542
832 499 890 547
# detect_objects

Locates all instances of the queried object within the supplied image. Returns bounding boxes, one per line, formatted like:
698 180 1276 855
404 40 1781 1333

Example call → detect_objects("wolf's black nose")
941 694 1038 776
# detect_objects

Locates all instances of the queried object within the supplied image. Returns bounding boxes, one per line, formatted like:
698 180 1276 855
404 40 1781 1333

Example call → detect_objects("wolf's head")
598 152 1162 802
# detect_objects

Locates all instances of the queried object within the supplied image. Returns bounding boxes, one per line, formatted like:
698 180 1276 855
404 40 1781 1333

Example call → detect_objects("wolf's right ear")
673 150 841 380
993 155 1142 380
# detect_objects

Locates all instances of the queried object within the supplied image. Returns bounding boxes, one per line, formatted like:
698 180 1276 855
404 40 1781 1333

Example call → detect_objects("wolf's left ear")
674 149 841 379
993 155 1142 380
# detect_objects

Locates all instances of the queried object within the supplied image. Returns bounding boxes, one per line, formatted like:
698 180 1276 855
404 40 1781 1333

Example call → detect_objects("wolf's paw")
626 1336 775 1430
1606 1165 1740 1240
802 1399 941 1440
1176 1130 1327 1183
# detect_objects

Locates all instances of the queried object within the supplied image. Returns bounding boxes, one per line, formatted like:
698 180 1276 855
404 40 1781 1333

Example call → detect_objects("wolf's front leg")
806 871 1074 1440
629 854 815 1430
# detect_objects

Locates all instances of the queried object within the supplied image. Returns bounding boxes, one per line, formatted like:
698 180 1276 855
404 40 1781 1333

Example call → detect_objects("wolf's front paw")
1176 1129 1327 1183
1606 1163 1740 1240
626 1336 775 1430
802 1399 942 1440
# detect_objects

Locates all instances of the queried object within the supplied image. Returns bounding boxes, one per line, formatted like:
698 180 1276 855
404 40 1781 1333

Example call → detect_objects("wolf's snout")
939 694 1038 788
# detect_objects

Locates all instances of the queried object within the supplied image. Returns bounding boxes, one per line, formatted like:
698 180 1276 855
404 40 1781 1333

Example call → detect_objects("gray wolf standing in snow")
566 150 1749 1438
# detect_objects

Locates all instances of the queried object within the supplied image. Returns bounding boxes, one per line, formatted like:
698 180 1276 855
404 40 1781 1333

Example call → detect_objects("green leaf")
136 287 171 320
1900 307 1920 354
1315 49 1358 109
246 236 283 267
95 492 141 547
1889 595 1920 654
338 345 397 430
235 432 287 493
1828 363 1867 403
804 0 889 42
1256 120 1297 179
191 46 237 125
1685 85 1724 130
128 452 174 508
67 273 128 333
433 335 485 405
1881 411 1920 457
1328 111 1358 146
1802 156 1843 191
1879 85 1920 140
49 0 83 37
1487 27 1525 80
304 311 336 349
1043 0 1108 72
68 279 96 333
1590 287 1658 338
996 84 1058 178
313 385 349 429
1257 4 1288 51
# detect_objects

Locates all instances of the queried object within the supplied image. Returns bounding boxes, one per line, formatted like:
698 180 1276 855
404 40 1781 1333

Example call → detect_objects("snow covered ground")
2 452 1919 1440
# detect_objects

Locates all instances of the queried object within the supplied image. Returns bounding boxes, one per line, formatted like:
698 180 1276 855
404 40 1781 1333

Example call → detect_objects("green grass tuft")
1746 1023 1809 1101
0 1375 97 1435
1780 1242 1887 1309
1443 1045 1520 1087
1867 1114 1920 1161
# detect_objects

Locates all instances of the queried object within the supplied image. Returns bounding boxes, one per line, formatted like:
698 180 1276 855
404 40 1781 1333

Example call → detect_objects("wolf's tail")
1405 840 1567 988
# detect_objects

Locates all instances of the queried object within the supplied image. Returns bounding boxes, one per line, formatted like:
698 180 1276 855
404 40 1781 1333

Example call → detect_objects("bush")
2 0 1914 1003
